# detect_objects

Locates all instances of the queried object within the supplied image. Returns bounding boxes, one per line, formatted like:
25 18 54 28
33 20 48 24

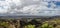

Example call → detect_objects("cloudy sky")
0 0 60 16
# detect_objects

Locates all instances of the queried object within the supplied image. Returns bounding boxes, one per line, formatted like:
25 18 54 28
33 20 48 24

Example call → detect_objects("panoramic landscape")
0 0 60 28
0 16 60 28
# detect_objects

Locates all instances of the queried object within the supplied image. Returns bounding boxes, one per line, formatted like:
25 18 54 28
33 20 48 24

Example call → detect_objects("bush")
24 24 35 28
41 22 54 28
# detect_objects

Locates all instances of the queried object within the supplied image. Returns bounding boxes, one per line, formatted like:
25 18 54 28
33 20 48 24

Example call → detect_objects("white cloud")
0 0 60 16
0 0 22 13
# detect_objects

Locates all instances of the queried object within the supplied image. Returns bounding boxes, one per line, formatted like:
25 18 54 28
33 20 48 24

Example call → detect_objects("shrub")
24 24 35 28
41 22 54 28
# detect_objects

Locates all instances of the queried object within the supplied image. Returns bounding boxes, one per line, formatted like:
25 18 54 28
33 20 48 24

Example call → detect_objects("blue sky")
0 0 60 16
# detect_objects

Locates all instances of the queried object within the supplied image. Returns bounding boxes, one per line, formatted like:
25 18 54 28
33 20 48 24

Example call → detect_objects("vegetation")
0 17 60 28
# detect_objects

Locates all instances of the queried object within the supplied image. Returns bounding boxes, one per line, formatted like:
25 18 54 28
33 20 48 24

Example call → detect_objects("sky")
0 0 60 16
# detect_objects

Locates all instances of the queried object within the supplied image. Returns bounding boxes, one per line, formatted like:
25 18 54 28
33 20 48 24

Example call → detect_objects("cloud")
0 0 60 16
